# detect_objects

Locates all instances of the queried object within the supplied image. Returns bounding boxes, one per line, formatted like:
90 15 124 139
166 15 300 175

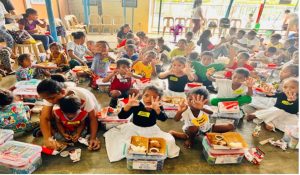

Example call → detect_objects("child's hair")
267 47 277 54
143 85 163 98
177 39 187 45
186 87 209 100
71 31 85 40
157 37 164 44
234 68 250 78
59 95 81 114
198 30 212 45
147 38 156 45
283 77 299 86
144 50 157 58
120 24 130 32
126 44 136 51
186 31 194 37
238 52 250 60
51 74 67 83
201 51 214 57
284 64 299 77
23 8 37 18
172 56 186 64
17 54 30 66
237 29 246 36
249 13 254 17
126 32 134 39
96 40 111 50
0 89 13 107
229 27 237 32
37 79 64 95
86 40 95 45
136 31 146 38
285 9 291 13
271 34 282 40
248 30 257 36
117 58 131 68
49 42 63 50
126 39 135 45
188 51 199 61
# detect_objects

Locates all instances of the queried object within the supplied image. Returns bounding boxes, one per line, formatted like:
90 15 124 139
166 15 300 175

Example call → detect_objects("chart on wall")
31 0 45 4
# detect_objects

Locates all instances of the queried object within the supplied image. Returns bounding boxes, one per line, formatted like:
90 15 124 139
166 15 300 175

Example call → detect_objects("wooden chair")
4 23 45 62
112 16 124 32
162 17 174 36
100 15 114 34
88 14 102 34
206 18 218 36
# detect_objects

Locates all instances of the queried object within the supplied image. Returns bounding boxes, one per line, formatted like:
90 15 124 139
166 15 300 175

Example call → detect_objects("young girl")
247 77 298 132
170 39 189 58
132 50 157 79
102 59 140 108
49 42 69 72
169 87 234 148
16 54 51 81
103 86 180 162
91 40 114 77
185 31 196 50
0 89 38 133
158 56 195 96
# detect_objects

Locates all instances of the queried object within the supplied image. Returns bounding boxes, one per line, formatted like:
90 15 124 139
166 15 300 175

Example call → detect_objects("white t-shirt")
255 51 275 63
191 6 202 19
43 86 100 112
0 2 7 27
181 106 212 133
216 79 248 98
67 42 88 62
233 37 259 51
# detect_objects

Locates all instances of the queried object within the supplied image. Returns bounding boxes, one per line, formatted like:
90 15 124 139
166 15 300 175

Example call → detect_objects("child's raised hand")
127 93 140 107
183 63 194 75
178 99 188 113
206 67 215 77
113 69 119 75
286 91 298 102
145 96 162 114
244 77 256 88
261 84 275 96
191 95 208 110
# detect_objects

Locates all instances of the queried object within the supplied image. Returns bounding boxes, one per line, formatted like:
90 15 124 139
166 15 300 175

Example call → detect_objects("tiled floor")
0 33 298 174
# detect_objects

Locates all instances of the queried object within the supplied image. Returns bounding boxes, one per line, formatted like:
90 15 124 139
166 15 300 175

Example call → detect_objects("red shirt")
110 75 133 92
225 61 254 78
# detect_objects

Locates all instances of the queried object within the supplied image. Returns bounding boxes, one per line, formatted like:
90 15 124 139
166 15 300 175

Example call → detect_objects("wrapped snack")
69 148 81 162
78 137 89 146
245 147 265 165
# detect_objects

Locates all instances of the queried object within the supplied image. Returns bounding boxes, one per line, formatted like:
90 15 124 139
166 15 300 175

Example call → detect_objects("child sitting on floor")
251 47 277 65
0 89 38 133
185 31 196 50
169 87 234 148
132 50 158 79
170 39 190 58
267 34 284 50
122 44 139 62
91 41 114 77
53 95 88 142
16 54 51 81
139 38 158 56
158 56 195 96
117 32 135 49
247 77 298 132
207 68 255 106
86 40 95 53
103 86 180 162
157 37 171 63
102 59 140 108
49 42 69 72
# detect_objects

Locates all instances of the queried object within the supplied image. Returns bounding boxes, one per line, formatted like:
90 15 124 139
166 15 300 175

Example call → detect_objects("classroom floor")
0 33 298 174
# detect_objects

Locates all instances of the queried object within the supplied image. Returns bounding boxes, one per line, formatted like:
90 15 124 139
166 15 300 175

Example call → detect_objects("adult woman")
191 0 205 34
0 1 14 49
67 31 93 69
117 24 131 43
18 8 54 51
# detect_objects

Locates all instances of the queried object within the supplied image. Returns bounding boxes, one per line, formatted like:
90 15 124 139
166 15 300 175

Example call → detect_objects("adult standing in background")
191 0 205 34
0 0 16 24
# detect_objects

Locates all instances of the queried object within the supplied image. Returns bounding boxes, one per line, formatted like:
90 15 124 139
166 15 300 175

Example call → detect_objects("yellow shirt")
267 42 284 50
132 61 153 78
50 52 68 66
170 48 186 58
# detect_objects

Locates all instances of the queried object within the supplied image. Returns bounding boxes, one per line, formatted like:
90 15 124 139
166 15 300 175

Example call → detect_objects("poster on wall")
122 0 137 8
31 0 45 4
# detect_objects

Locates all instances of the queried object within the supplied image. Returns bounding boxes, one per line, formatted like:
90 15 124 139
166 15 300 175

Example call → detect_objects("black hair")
71 31 85 40
186 31 194 37
193 0 202 8
143 85 163 97
285 9 291 13
51 74 66 83
136 31 146 38
126 44 136 50
248 30 257 36
188 51 199 61
229 27 237 32
267 47 277 53
96 40 111 50
59 95 81 114
120 24 130 32
271 34 282 40
117 58 131 68
234 68 250 78
284 65 299 77
23 8 37 18
186 87 209 100
238 52 250 60
126 39 135 45
237 30 246 35
0 89 14 107
172 56 186 65
197 30 211 46
17 54 30 66
201 51 214 57
157 37 164 43
148 38 157 44
249 13 254 17
37 79 64 95
49 42 63 50
126 32 134 39
178 39 187 44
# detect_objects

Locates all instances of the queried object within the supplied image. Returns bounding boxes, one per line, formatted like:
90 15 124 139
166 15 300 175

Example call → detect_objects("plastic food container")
0 129 14 145
211 111 243 128
126 153 166 170
0 141 42 174
202 137 245 164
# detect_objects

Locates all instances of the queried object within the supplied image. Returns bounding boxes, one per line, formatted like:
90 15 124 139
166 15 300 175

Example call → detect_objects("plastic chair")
162 17 174 36
88 14 102 33
64 15 87 33
100 15 114 34
206 18 219 36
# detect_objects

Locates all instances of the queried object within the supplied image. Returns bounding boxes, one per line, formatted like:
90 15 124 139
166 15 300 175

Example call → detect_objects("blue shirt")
91 54 111 77
122 53 139 62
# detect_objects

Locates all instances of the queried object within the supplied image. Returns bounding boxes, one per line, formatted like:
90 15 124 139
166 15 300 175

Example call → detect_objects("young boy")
225 27 237 42
185 32 196 50
86 40 96 53
102 59 140 108
122 44 138 62
170 39 190 58
207 68 255 106
54 95 88 142
233 30 259 52
132 50 157 79
267 34 283 50
252 47 277 65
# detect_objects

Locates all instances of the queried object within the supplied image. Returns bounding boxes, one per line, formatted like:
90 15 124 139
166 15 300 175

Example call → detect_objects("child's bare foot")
246 114 257 121
169 130 188 140
265 123 275 131
184 139 193 149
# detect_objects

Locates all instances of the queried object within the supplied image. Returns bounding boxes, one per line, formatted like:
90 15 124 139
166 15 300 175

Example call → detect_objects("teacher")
191 0 205 34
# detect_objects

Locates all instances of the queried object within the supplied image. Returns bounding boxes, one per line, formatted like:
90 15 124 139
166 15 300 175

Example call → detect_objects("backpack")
219 18 231 28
